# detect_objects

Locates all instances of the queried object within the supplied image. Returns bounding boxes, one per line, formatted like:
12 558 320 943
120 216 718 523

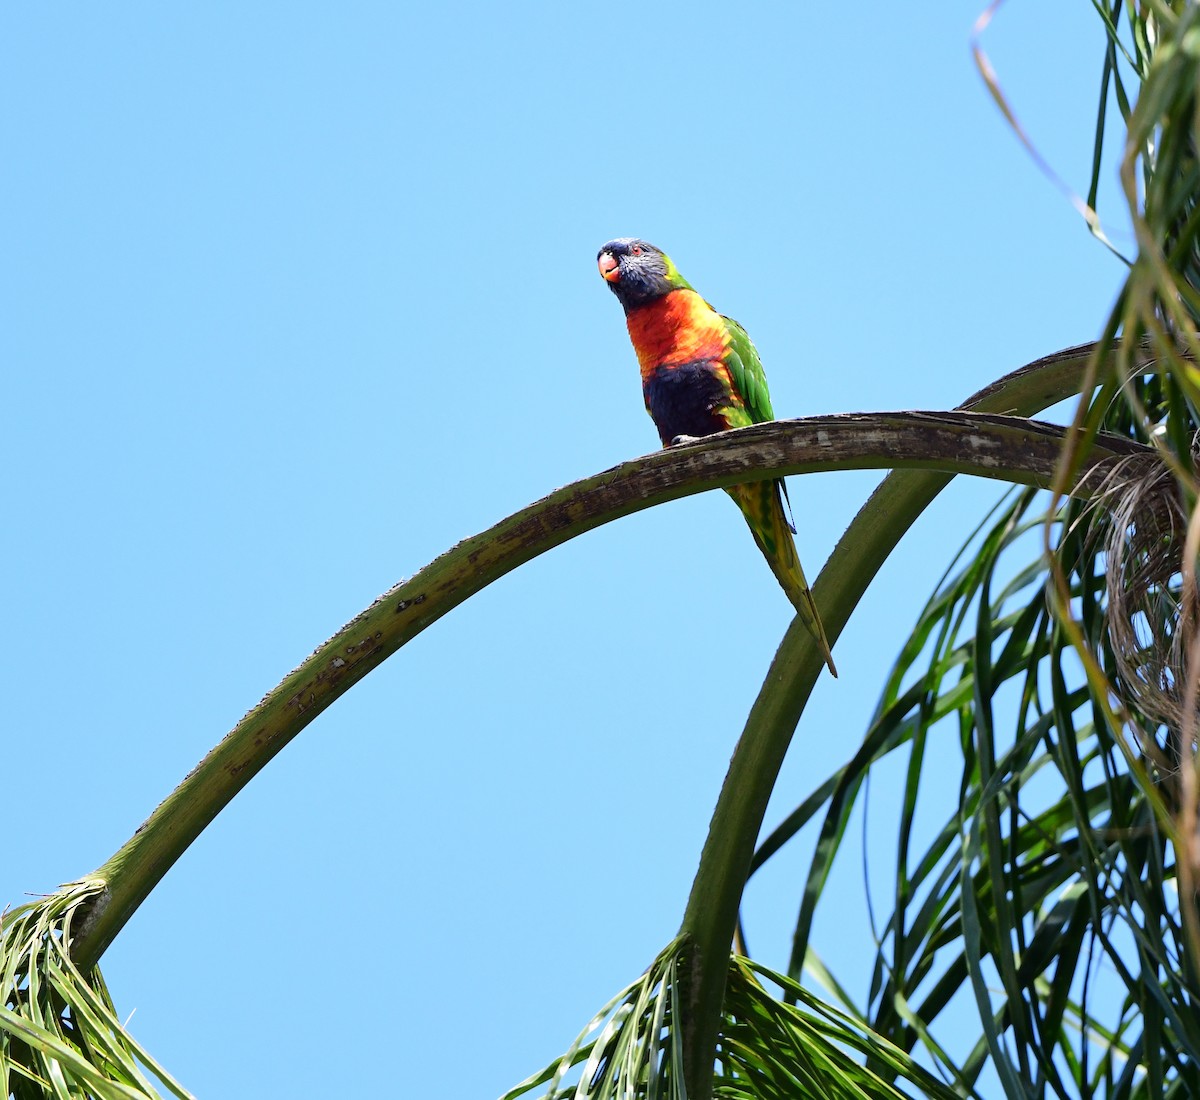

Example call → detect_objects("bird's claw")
670 434 702 447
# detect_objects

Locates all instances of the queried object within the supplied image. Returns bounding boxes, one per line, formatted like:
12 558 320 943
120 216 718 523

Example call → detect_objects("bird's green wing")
721 316 775 425
722 315 798 532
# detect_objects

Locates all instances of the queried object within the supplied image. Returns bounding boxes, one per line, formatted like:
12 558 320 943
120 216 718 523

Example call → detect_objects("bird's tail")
727 480 838 677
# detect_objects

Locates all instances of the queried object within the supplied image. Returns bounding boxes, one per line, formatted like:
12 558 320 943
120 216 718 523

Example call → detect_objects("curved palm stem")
68 380 1139 971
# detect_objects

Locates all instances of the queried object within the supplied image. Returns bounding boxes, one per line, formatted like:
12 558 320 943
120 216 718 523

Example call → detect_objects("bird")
597 237 837 677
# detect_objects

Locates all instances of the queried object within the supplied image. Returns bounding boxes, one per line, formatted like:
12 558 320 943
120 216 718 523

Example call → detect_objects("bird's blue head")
597 238 692 311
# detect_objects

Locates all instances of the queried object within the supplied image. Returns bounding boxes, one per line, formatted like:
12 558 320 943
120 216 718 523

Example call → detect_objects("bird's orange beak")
598 252 620 283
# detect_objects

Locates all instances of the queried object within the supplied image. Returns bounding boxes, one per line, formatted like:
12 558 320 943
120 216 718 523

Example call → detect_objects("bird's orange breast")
625 289 729 382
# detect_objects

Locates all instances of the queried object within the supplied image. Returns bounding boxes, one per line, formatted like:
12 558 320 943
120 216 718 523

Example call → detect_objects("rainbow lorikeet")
597 237 837 677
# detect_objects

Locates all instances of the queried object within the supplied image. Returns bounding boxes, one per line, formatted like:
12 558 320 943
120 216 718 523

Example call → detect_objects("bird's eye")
631 245 643 256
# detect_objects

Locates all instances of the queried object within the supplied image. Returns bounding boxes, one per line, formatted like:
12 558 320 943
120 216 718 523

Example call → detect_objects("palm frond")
1 879 193 1100
719 957 962 1100
499 938 688 1100
758 377 1198 1096
499 938 964 1100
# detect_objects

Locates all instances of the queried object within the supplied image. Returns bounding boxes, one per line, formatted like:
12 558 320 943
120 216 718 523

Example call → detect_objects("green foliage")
0 880 192 1100
501 939 960 1100
500 938 688 1100
718 958 961 1100
760 475 1200 1097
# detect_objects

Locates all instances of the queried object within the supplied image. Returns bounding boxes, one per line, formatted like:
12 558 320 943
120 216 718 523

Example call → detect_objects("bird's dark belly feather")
643 360 729 446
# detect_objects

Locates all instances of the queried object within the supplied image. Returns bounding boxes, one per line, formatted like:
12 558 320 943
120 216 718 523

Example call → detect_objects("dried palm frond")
1086 453 1194 754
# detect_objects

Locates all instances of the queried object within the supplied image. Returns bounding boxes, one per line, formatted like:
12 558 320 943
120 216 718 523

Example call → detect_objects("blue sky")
4 3 1129 1096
